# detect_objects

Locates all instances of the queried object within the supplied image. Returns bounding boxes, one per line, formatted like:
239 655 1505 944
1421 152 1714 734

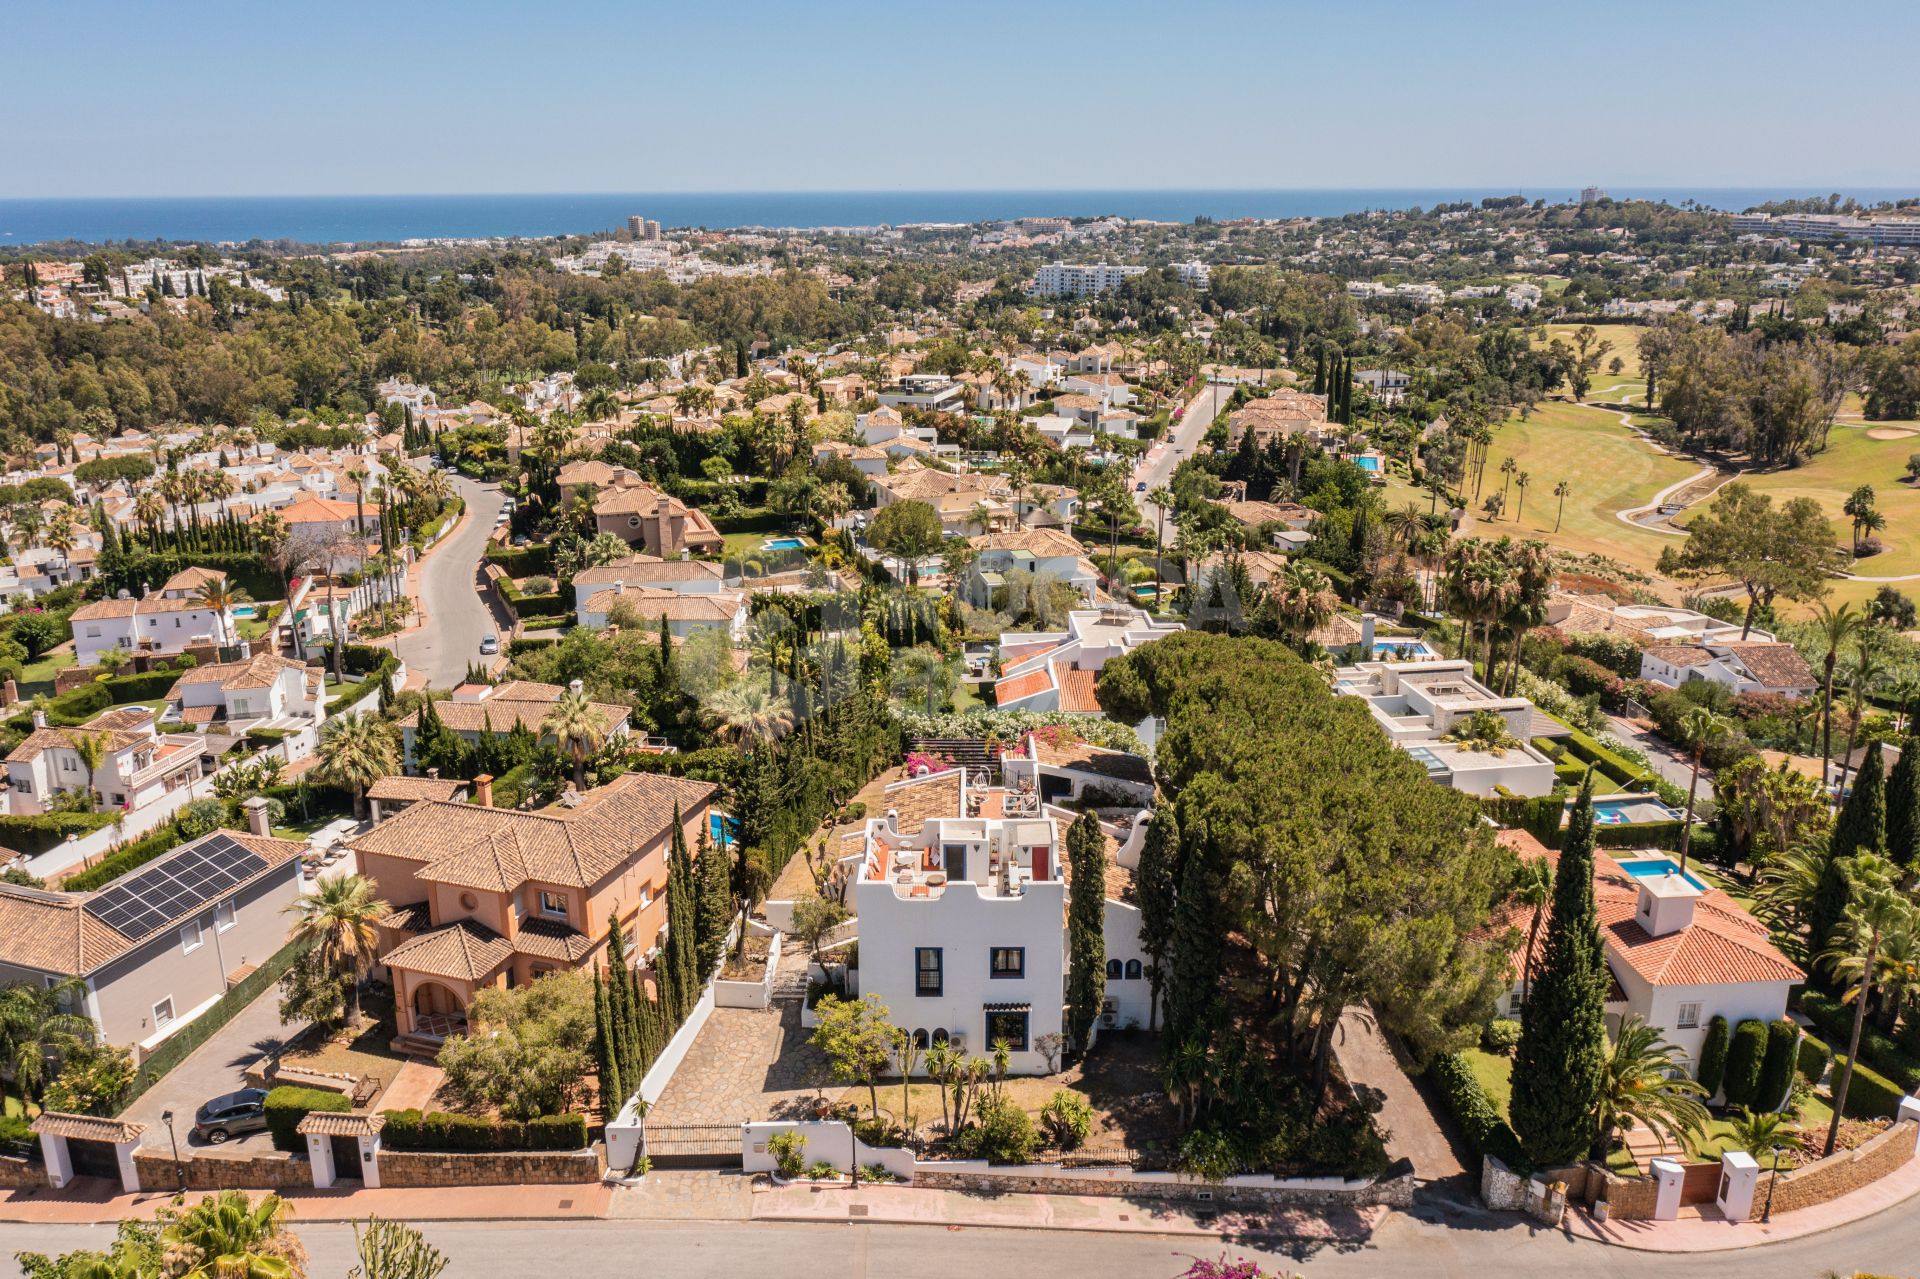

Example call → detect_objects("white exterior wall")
856 877 1066 1075
1101 899 1150 1030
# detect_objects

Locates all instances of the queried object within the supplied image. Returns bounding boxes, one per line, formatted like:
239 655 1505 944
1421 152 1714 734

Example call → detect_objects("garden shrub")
175 797 226 839
265 1085 350 1152
1830 1050 1906 1119
1755 1018 1801 1113
1552 654 1621 700
1800 990 1920 1092
1564 632 1645 679
1038 1090 1094 1151
1721 1019 1767 1109
1797 1034 1832 1083
0 811 116 855
952 1096 1039 1165
1428 1052 1523 1168
1479 1018 1522 1056
1696 1015 1730 1096
765 1128 806 1178
377 1108 588 1152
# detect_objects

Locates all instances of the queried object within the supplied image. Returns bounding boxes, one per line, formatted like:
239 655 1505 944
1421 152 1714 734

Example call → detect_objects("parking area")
118 985 304 1156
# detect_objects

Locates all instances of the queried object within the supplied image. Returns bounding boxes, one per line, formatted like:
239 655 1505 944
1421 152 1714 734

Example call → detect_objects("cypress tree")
1162 791 1228 1051
1510 776 1609 1167
1065 812 1108 1053
662 803 700 1021
1134 807 1181 1032
693 826 732 980
593 966 624 1120
1815 743 1887 960
1885 735 1920 868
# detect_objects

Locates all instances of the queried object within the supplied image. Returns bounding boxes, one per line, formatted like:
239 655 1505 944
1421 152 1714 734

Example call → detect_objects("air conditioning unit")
1099 1011 1117 1030
947 1031 967 1052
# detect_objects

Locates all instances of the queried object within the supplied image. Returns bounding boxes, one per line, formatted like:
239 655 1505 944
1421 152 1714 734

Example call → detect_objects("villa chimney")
238 639 252 659
1360 613 1377 653
1 679 16 707
569 679 584 696
474 774 494 808
427 767 440 781
1634 869 1703 938
884 808 901 837
614 581 623 595
31 707 47 729
241 795 272 838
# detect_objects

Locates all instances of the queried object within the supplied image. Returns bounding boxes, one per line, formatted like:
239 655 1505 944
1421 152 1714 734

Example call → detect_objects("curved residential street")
10 1203 1919 1278
1134 380 1230 535
395 472 508 688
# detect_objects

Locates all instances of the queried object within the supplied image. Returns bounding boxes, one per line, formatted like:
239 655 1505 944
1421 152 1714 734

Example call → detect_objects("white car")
479 634 500 655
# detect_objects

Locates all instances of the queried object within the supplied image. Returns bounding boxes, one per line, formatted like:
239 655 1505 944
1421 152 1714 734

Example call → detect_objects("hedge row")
1557 727 1658 790
1428 1052 1524 1169
265 1085 352 1152
1799 990 1920 1093
485 544 556 577
0 810 117 855
378 1109 588 1152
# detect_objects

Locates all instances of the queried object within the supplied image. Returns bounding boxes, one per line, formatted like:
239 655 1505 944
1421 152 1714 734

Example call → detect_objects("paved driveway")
396 472 508 689
119 984 305 1155
1333 1006 1470 1188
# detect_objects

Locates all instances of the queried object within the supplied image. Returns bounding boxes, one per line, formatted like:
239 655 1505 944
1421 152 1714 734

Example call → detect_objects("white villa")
1490 831 1802 1070
993 607 1185 717
1334 659 1556 797
164 650 323 729
4 706 208 817
67 568 237 665
851 761 1151 1073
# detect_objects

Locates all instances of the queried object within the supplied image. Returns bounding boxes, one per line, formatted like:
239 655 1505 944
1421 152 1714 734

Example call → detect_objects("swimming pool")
231 603 258 619
710 812 742 844
1577 795 1682 826
1353 455 1382 472
762 537 806 551
1371 639 1435 659
1616 856 1707 892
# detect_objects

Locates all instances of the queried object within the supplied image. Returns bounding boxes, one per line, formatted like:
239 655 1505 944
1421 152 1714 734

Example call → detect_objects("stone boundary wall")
134 1150 310 1191
912 1159 1415 1209
1755 1119 1915 1218
376 1147 603 1187
0 1155 46 1189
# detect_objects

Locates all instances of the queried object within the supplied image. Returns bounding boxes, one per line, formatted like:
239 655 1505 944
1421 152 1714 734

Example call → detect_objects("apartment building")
1029 263 1147 298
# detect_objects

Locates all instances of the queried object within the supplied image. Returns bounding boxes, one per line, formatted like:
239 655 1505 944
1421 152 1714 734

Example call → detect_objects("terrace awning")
982 1002 1031 1013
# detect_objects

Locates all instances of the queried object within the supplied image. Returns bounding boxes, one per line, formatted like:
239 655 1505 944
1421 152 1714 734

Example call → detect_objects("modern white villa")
852 758 1150 1073
4 706 208 817
1489 831 1802 1070
993 607 1185 717
1334 659 1556 797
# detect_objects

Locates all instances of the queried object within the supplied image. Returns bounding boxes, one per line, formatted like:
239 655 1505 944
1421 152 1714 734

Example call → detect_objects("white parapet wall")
713 927 782 1010
741 1120 917 1182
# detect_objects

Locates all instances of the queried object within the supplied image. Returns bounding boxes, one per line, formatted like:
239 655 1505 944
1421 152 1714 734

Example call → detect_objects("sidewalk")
1559 1149 1920 1253
748 1181 1385 1243
0 1181 610 1226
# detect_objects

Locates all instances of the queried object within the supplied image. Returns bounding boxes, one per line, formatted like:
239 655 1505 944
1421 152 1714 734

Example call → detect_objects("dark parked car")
192 1088 269 1144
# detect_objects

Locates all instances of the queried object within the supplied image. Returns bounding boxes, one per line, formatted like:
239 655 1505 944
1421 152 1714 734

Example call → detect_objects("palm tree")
133 489 165 536
1821 852 1913 1155
1591 1014 1709 1160
160 1190 301 1279
1552 479 1571 532
1677 707 1728 875
0 977 95 1105
1148 484 1173 582
890 646 956 715
1271 562 1338 649
196 577 251 647
1835 647 1884 798
1497 456 1517 515
64 729 110 809
284 874 390 1027
701 681 796 746
1513 471 1531 524
313 714 399 820
1812 602 1865 791
1757 833 1830 949
1512 857 1552 1011
541 687 607 789
1724 1107 1792 1169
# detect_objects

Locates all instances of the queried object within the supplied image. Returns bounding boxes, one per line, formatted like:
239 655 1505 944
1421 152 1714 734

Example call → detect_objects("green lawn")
1462 399 1697 573
1463 1047 1513 1118
18 649 75 694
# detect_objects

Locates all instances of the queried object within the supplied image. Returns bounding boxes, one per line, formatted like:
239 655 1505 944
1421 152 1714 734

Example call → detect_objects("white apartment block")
1029 263 1147 298
1729 212 1920 247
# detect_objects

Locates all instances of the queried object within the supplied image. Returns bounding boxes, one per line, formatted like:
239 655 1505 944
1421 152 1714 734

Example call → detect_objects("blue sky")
9 0 1918 197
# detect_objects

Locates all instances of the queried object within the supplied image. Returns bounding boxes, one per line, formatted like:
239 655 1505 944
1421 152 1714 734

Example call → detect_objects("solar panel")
84 834 267 940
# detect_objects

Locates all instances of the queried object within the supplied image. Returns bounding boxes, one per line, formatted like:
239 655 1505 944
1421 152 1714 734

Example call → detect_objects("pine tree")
693 826 733 979
1510 777 1609 1166
1884 735 1919 868
1065 812 1108 1052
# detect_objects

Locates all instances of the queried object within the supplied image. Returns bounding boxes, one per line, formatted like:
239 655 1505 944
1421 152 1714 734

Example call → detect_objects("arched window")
931 1027 949 1047
1105 959 1123 980
1124 959 1142 980
911 1028 929 1049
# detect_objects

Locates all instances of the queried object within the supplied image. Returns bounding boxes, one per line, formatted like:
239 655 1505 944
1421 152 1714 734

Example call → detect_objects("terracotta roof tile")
380 919 516 981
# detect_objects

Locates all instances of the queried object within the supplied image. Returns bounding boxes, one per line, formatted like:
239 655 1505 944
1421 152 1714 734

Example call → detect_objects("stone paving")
608 1170 757 1220
645 950 835 1127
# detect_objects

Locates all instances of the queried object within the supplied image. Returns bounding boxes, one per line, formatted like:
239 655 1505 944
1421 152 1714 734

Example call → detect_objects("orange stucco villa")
349 770 715 1046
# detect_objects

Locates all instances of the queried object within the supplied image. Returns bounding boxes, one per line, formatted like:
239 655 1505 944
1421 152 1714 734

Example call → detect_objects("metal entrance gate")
642 1123 743 1169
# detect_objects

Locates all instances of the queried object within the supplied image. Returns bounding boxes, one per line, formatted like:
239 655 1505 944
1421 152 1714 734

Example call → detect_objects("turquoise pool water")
1617 857 1706 892
710 812 742 844
231 604 257 619
1371 639 1434 659
763 537 805 550
1354 455 1382 472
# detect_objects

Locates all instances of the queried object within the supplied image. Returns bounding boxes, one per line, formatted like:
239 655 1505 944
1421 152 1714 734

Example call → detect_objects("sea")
1 188 1914 248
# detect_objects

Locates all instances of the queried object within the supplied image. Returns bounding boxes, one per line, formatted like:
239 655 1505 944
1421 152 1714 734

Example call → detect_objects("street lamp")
160 1109 185 1192
1762 1143 1784 1222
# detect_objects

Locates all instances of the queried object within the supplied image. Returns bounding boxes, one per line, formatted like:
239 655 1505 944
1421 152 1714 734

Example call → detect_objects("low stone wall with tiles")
376 1147 603 1187
1756 1120 1915 1218
0 1155 47 1189
911 1159 1415 1209
1585 1164 1662 1220
134 1151 311 1191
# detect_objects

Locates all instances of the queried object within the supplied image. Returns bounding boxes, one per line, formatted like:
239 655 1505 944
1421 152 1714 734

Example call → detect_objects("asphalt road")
1133 381 1231 537
1604 714 1715 803
7 1207 1911 1279
395 472 507 689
